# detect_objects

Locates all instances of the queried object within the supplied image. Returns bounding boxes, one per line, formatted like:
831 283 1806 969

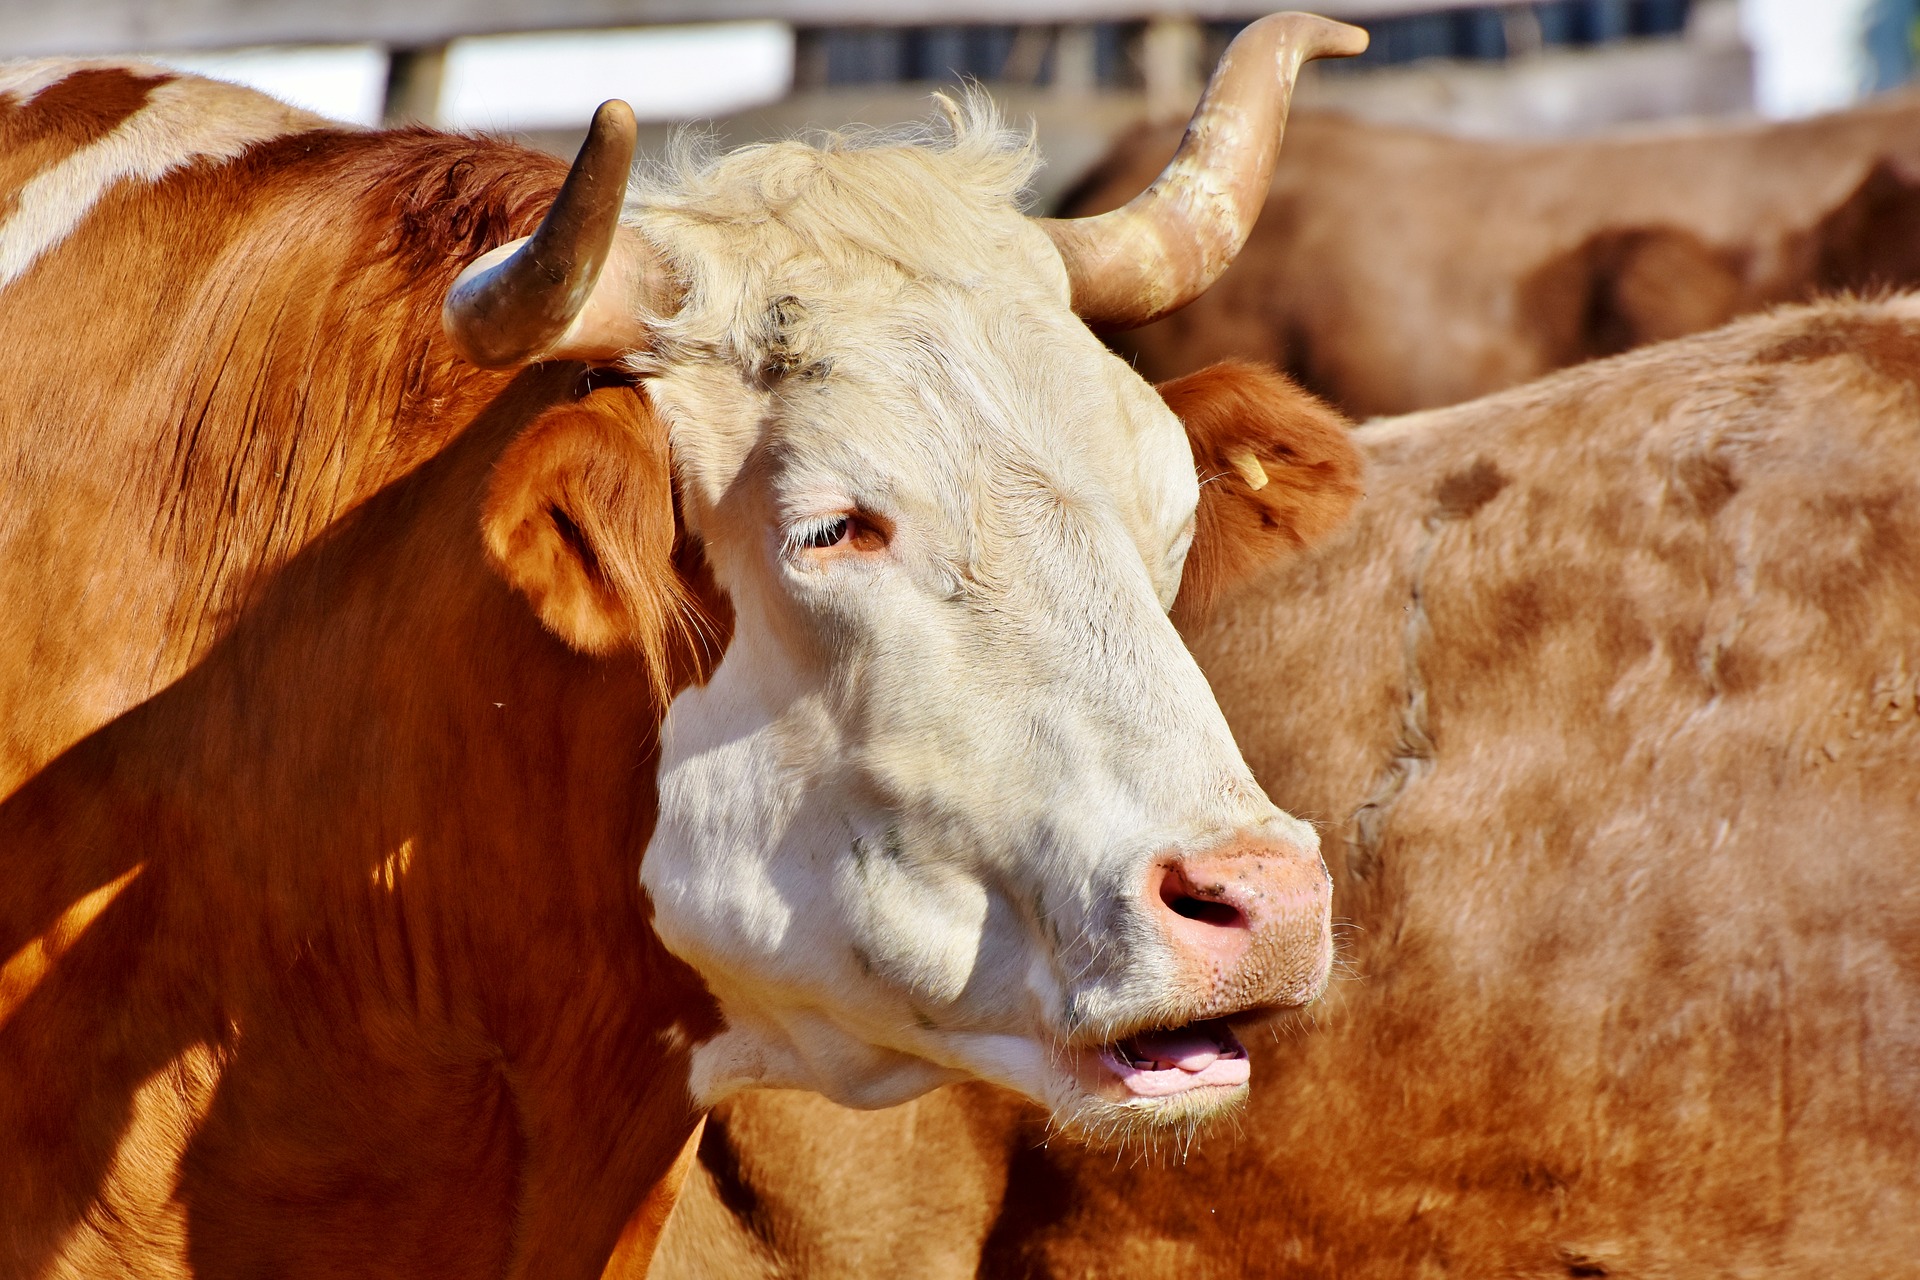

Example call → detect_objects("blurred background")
11 0 1915 207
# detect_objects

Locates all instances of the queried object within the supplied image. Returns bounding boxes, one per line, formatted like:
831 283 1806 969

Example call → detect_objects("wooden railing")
8 0 1495 59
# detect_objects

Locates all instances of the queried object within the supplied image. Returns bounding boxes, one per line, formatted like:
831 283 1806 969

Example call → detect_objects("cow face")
587 123 1345 1135
457 15 1371 1135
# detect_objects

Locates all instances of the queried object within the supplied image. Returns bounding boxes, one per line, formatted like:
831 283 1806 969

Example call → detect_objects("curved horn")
1039 12 1367 330
442 99 674 368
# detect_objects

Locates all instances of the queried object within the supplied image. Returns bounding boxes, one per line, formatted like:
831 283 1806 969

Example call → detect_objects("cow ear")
1161 361 1363 628
482 379 690 683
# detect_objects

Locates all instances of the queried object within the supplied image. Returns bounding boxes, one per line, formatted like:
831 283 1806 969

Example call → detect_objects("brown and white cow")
1062 93 1920 416
652 299 1920 1277
0 16 1369 1277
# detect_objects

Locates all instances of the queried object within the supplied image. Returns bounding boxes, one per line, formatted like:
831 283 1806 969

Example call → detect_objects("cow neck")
0 361 724 1277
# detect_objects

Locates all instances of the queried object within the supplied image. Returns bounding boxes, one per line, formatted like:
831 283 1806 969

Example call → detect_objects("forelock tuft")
621 90 1041 364
634 87 1034 216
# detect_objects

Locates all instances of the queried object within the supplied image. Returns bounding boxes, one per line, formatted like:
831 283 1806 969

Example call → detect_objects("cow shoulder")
1159 360 1363 626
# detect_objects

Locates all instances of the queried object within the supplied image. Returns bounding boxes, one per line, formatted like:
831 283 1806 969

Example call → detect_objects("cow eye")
796 515 850 551
788 511 890 559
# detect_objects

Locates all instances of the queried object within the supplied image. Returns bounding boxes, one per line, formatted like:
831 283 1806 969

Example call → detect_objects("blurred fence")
14 0 1889 205
2 0 1658 57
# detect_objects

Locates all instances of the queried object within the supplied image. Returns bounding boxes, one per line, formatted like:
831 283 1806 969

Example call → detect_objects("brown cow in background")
652 297 1920 1277
1062 94 1920 416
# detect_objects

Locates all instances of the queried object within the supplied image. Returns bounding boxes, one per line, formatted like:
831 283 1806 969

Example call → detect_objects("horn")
442 99 675 368
1039 12 1368 331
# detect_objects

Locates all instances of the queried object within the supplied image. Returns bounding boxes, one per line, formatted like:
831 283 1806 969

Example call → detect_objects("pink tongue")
1103 1024 1250 1098
1132 1030 1225 1072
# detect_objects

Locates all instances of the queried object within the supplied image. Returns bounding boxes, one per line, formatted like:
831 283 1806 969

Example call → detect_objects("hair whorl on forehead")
626 91 1042 357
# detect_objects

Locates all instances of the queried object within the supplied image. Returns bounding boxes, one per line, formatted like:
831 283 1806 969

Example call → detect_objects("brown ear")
1161 361 1363 628
482 379 692 695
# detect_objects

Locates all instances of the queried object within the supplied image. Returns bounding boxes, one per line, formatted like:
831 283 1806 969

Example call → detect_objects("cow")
651 297 1920 1277
0 15 1373 1277
1060 93 1920 416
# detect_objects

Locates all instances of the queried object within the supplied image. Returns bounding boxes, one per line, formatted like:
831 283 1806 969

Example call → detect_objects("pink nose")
1147 836 1332 1010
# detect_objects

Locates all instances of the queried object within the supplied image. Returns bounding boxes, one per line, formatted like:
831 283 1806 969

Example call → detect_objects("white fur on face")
633 117 1313 1120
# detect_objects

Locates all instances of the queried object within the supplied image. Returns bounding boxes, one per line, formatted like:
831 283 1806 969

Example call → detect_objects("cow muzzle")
1071 833 1332 1114
1149 835 1334 1012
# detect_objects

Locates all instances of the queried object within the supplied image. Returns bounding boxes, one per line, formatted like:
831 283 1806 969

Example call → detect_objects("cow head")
449 13 1367 1137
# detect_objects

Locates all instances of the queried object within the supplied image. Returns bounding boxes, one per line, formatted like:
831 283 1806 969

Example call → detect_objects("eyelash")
787 511 892 558
794 515 850 551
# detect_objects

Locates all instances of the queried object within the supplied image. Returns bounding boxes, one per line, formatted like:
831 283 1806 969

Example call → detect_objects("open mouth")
1096 1018 1249 1099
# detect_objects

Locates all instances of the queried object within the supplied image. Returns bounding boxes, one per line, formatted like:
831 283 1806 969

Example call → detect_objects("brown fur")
0 67 169 200
650 296 1920 1278
0 70 1327 1278
0 74 725 1278
482 373 709 696
1160 362 1362 627
1060 96 1920 415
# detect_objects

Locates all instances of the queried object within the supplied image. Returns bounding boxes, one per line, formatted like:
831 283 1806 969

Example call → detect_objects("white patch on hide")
0 64 329 288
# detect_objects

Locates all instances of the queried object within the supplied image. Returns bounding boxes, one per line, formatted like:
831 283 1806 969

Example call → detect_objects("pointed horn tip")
1263 12 1371 60
589 98 639 143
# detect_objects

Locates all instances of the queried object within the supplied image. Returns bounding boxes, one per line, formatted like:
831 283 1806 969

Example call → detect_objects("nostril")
1158 872 1247 929
1167 896 1243 927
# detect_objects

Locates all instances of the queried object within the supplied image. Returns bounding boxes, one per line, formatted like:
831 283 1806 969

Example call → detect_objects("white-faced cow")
0 13 1373 1279
652 299 1920 1278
